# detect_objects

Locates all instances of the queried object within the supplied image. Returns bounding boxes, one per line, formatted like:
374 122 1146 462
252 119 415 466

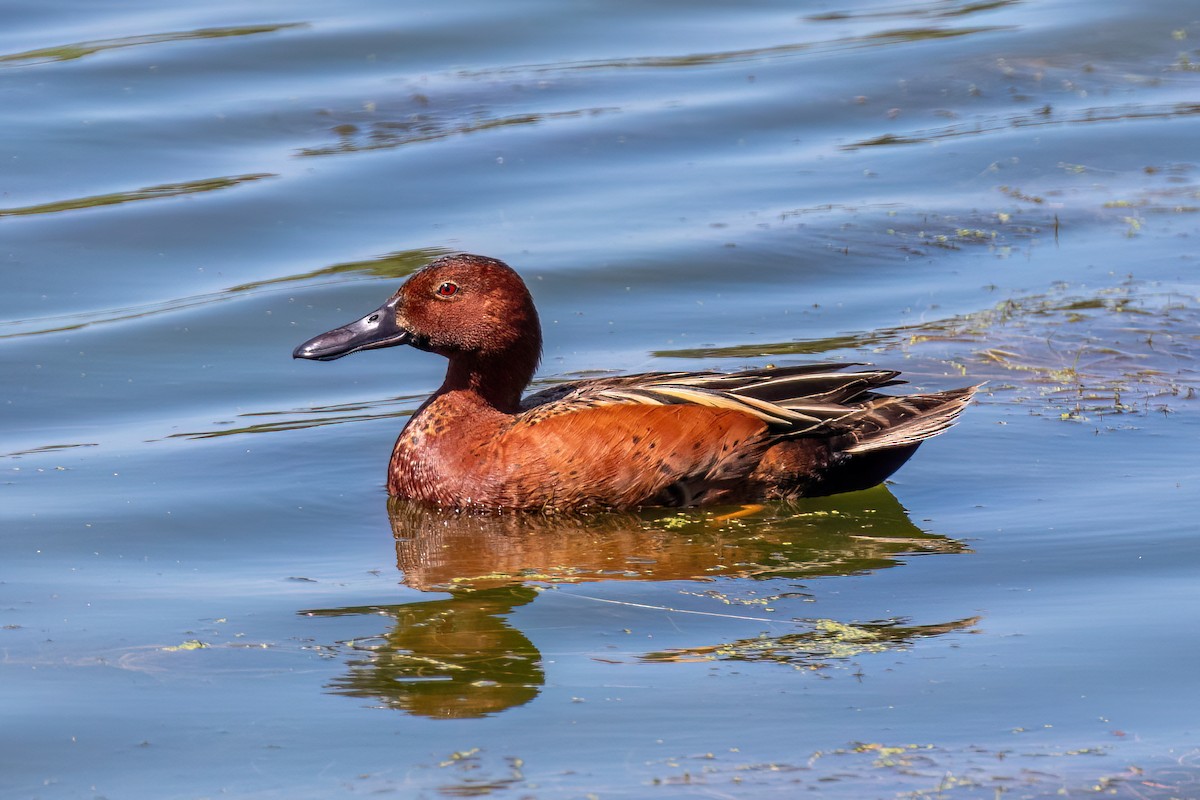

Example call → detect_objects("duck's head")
293 254 542 365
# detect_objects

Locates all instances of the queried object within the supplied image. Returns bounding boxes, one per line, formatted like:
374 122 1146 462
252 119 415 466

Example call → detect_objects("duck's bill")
292 297 411 361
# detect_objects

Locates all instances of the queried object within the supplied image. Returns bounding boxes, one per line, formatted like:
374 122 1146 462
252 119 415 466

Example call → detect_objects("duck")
294 254 977 511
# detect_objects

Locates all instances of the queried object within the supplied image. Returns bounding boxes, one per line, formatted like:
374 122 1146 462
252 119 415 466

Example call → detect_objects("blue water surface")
2 1 1199 798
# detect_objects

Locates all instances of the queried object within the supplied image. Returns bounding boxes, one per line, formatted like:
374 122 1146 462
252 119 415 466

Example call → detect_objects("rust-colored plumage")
295 254 978 511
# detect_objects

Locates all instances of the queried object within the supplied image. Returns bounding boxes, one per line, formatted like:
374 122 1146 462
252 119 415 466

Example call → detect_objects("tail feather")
842 385 981 454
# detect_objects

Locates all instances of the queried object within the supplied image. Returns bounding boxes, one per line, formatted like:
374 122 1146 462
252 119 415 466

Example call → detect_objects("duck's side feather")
519 364 975 449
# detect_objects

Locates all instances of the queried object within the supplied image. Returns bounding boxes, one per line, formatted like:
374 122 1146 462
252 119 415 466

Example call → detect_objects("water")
3 0 1199 797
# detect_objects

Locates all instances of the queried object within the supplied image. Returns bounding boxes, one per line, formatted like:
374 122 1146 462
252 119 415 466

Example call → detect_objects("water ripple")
0 23 305 67
0 248 445 340
0 173 275 218
844 102 1200 150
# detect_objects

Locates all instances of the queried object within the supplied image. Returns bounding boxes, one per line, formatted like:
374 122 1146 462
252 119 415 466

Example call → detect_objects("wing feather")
520 364 977 450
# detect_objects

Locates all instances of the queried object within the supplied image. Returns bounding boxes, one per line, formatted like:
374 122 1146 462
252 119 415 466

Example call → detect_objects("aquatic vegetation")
634 740 1199 798
843 102 1200 151
226 247 449 292
640 615 979 670
659 280 1199 422
0 23 304 66
0 173 274 218
299 106 618 158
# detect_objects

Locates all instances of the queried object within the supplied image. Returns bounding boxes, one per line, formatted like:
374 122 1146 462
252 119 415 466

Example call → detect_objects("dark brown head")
293 254 543 403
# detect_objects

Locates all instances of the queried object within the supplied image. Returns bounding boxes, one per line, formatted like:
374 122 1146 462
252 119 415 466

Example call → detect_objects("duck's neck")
437 344 539 414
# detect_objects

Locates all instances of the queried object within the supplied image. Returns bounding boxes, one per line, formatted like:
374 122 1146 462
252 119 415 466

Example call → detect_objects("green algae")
637 742 1200 799
657 280 1199 421
640 615 978 669
0 173 274 217
298 107 617 158
0 23 303 66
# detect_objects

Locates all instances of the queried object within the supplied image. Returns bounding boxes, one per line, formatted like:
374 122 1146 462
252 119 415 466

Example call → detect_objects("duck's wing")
520 363 927 435
522 364 979 448
519 371 697 411
838 385 980 453
520 363 881 409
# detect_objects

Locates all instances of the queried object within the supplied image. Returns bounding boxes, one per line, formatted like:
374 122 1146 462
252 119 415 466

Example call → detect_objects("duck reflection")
303 586 541 719
302 486 976 718
387 485 964 590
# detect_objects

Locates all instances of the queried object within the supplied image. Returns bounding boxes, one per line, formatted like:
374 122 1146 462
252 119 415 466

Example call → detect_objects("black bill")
292 295 410 361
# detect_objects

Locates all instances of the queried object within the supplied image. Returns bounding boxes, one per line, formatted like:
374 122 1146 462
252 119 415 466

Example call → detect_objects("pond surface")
3 0 1199 798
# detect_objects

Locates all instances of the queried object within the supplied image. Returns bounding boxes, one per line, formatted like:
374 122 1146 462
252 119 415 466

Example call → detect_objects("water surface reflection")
302 487 977 718
304 586 541 719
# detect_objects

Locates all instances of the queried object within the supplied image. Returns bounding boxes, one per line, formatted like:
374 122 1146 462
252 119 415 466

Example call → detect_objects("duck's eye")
436 282 459 298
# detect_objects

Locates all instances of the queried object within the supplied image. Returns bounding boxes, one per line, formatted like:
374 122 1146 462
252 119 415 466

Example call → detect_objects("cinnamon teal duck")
294 254 977 511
